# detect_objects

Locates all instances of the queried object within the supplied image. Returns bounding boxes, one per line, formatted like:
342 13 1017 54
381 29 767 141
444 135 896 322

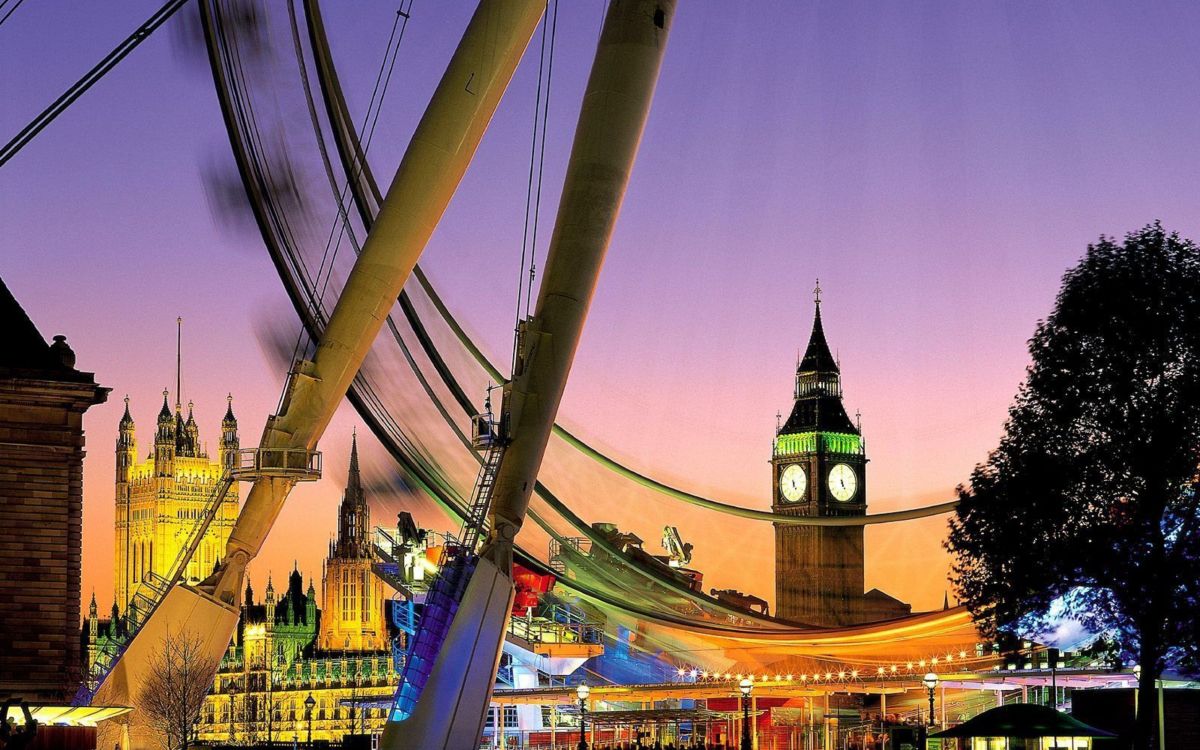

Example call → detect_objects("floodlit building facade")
112 391 240 612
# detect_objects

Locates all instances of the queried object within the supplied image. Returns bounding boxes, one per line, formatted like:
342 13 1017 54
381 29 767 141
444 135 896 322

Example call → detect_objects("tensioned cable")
206 0 788 630
0 0 190 167
283 3 763 623
282 0 411 373
307 36 958 526
281 5 819 624
0 0 27 29
510 0 552 374
525 0 558 319
204 1 972 636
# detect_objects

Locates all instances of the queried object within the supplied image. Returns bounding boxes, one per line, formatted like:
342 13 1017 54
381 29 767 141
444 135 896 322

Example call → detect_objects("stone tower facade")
113 392 240 613
771 292 868 626
771 289 911 626
0 279 108 702
318 433 387 651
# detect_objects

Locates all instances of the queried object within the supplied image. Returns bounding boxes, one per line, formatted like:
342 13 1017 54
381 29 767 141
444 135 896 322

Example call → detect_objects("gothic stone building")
88 435 399 744
113 390 240 613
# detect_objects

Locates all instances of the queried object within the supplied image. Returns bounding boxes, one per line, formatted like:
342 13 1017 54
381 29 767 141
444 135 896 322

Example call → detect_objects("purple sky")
3 1 1199 613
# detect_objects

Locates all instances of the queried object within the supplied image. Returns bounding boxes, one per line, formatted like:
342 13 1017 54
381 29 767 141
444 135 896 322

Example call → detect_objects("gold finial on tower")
813 278 822 306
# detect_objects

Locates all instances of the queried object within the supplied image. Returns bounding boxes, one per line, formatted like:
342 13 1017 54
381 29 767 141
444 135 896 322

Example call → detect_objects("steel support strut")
380 2 677 748
486 0 677 567
93 2 543 747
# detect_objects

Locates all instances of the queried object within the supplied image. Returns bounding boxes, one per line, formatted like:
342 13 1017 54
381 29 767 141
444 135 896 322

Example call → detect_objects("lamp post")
922 673 939 728
576 683 590 750
226 683 236 744
304 692 316 746
739 677 753 750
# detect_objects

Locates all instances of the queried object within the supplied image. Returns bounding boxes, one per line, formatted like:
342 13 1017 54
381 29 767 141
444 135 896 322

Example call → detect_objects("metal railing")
230 447 322 481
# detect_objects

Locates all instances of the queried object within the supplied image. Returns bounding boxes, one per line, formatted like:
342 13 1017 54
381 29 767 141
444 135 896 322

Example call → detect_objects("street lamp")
576 683 590 750
226 683 236 744
922 672 939 728
304 692 316 746
739 677 753 750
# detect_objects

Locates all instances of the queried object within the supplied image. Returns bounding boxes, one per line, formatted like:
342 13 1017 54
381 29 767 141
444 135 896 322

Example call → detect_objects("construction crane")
380 2 677 747
91 2 545 747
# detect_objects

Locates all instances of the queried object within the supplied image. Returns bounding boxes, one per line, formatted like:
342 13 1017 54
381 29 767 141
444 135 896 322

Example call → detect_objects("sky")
2 1 1199 616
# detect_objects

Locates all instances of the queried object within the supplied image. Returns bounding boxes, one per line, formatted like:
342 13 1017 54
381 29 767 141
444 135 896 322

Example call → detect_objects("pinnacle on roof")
778 283 859 437
223 392 237 423
120 395 134 427
185 400 197 426
798 283 839 375
158 389 173 421
348 427 361 495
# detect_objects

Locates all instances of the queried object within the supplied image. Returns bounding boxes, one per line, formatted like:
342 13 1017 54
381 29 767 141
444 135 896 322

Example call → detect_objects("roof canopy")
931 703 1116 739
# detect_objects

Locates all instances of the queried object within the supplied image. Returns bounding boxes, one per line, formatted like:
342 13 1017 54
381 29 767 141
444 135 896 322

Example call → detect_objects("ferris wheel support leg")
384 1 677 747
94 0 545 744
380 556 515 749
93 583 237 750
485 0 678 563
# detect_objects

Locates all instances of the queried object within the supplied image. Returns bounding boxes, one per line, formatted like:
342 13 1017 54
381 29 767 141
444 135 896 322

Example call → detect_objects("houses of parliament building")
88 395 399 743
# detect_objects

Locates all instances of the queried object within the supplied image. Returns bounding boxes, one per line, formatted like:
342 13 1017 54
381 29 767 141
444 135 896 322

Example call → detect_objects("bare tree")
138 631 220 750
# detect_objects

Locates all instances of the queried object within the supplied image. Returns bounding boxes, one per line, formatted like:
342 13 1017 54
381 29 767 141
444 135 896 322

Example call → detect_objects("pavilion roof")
931 703 1116 739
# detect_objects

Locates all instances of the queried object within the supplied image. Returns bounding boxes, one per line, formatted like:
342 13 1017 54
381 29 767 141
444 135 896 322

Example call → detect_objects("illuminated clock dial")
779 463 807 502
828 463 858 502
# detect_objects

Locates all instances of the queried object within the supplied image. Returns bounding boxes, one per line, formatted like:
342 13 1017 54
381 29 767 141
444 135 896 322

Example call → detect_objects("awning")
931 703 1116 739
24 704 133 727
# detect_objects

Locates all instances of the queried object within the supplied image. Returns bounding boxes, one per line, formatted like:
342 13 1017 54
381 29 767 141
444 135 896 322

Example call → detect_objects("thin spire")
121 394 133 426
349 428 361 486
158 388 172 420
175 316 182 411
224 392 236 422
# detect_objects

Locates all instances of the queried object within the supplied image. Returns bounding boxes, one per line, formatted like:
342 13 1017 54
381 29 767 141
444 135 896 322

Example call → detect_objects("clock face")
828 463 858 502
779 463 807 502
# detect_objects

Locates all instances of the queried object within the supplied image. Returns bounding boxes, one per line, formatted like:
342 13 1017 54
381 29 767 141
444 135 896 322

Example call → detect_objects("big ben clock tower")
772 283 868 626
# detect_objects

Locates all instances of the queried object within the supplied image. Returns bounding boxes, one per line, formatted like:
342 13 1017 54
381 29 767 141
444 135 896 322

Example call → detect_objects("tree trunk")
1134 638 1161 750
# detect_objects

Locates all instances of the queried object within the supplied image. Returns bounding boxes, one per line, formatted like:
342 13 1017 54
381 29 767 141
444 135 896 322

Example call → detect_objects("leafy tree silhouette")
948 222 1200 750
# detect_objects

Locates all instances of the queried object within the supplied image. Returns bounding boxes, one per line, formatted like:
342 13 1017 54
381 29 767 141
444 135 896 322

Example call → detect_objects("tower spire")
813 278 822 307
348 427 361 490
175 316 182 411
334 430 370 558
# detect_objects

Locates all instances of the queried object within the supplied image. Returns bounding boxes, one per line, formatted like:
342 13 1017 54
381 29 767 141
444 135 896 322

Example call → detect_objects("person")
0 700 38 750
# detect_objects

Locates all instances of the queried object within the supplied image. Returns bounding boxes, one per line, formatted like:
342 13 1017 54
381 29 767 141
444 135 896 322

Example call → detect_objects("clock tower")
772 284 868 626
